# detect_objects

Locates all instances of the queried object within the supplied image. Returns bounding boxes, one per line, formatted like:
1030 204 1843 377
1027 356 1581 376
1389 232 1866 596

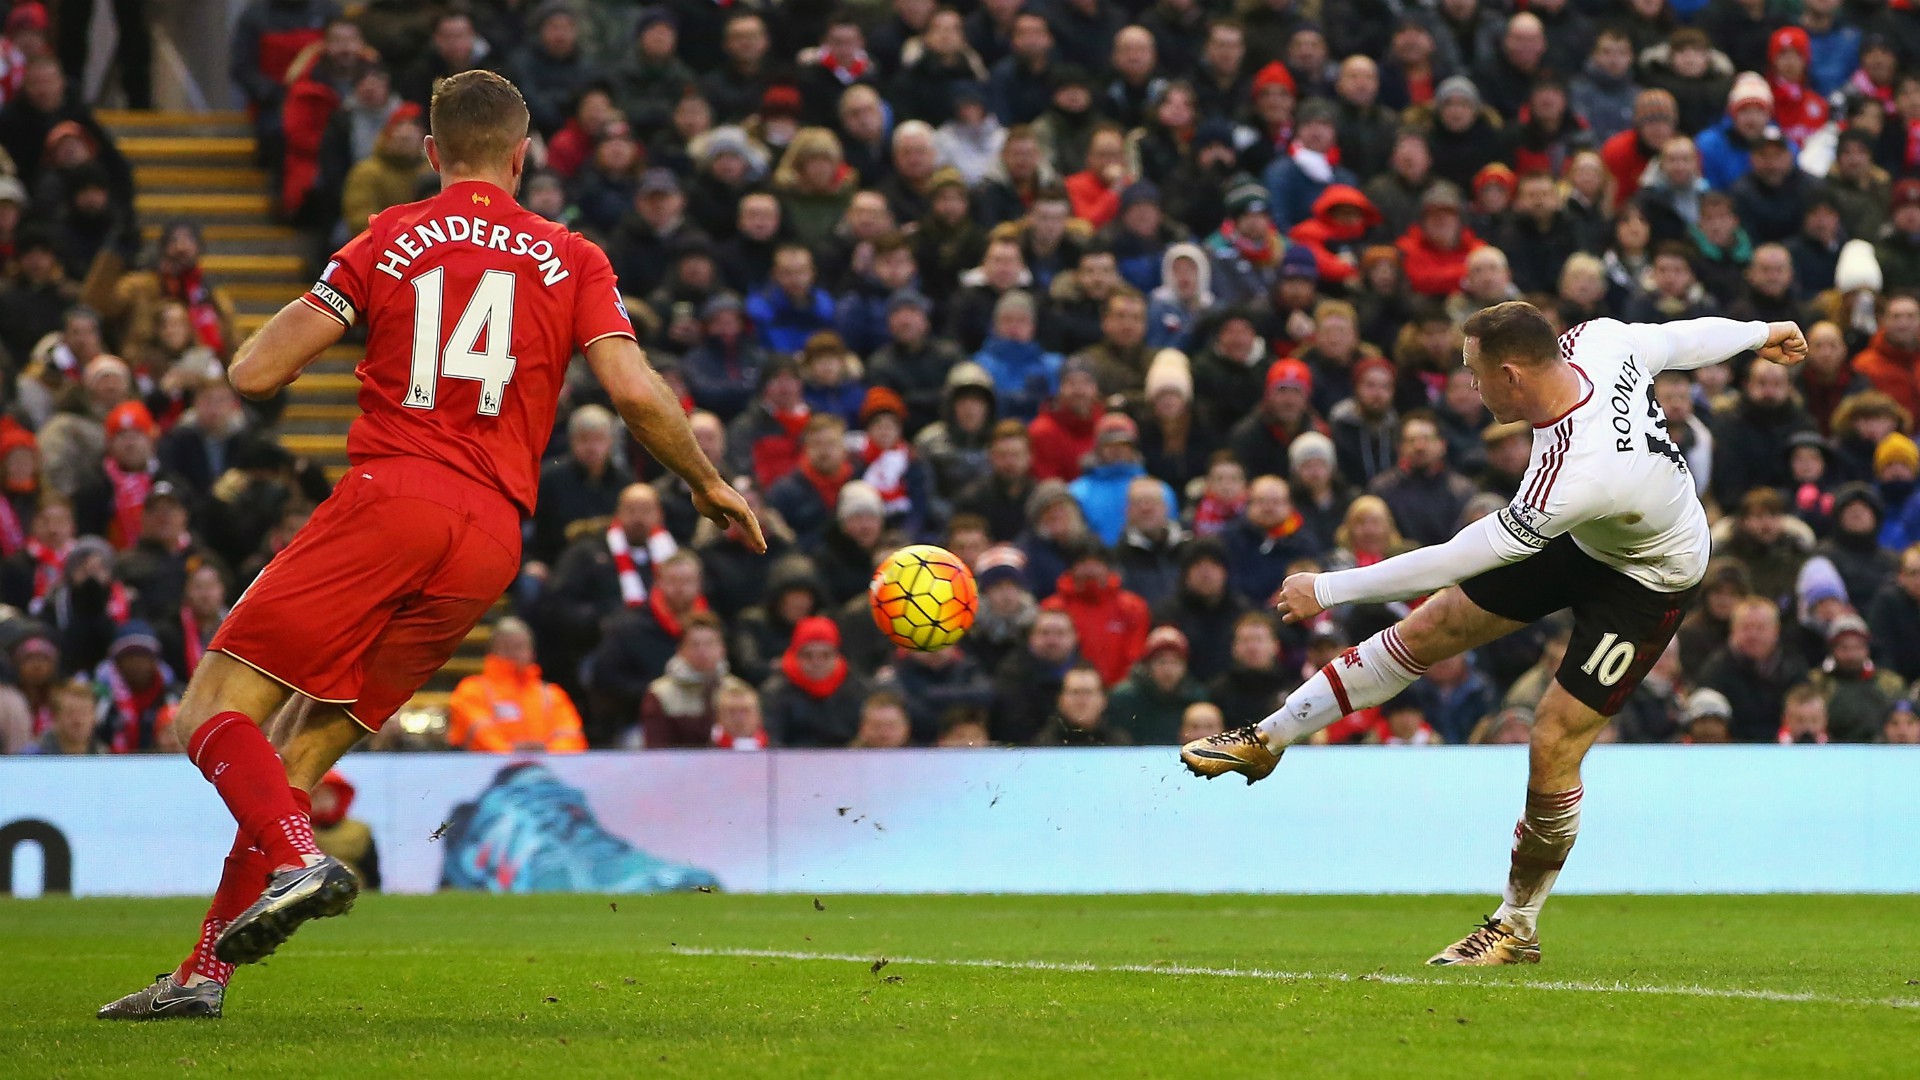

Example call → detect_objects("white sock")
1491 786 1584 938
1256 625 1427 752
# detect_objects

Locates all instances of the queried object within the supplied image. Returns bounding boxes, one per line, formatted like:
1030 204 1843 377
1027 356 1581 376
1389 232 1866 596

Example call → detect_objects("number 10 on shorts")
1580 633 1637 687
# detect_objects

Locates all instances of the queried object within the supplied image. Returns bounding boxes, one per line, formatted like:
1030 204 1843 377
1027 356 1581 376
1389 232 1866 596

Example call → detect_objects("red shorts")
210 456 521 731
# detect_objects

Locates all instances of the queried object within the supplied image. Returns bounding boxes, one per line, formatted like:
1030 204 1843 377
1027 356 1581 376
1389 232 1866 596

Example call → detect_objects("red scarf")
711 722 769 749
773 404 812 438
102 458 153 551
780 647 849 699
1192 493 1245 537
104 665 167 754
1849 69 1893 113
24 538 67 607
1904 117 1920 171
799 457 853 512
164 266 226 353
1219 220 1280 267
859 438 912 516
1266 510 1305 542
1355 548 1385 567
0 497 23 556
820 49 870 84
180 605 212 676
28 695 51 737
648 589 708 640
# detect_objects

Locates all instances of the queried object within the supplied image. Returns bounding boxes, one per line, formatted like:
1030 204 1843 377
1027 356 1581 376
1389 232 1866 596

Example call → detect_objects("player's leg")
1181 586 1526 781
99 700 361 1019
171 654 323 875
1430 571 1695 966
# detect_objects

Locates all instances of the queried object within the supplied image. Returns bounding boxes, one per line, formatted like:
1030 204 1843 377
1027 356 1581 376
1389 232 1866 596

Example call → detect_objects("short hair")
429 70 530 172
493 616 533 642
1652 240 1694 264
1462 301 1557 367
990 418 1030 443
948 512 990 538
568 404 616 438
863 688 909 716
1062 661 1105 687
871 231 913 257
681 611 724 637
1312 298 1357 325
802 413 847 438
1593 27 1631 48
713 675 759 707
50 681 94 711
1784 683 1825 710
1233 610 1278 636
1399 408 1441 438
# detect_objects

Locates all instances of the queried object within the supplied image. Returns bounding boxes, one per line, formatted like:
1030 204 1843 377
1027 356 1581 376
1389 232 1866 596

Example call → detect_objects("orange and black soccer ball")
869 544 978 652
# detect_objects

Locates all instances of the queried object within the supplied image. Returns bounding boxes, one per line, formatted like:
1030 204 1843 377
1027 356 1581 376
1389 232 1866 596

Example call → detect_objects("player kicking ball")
1181 303 1806 966
99 71 763 1020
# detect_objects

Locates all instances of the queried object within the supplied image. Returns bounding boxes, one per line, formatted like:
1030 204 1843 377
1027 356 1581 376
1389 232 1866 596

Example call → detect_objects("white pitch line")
671 946 1920 1011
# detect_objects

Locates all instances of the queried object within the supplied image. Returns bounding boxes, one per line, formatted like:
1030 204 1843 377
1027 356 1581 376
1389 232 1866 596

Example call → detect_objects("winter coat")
638 654 725 749
973 337 1063 422
1328 399 1400 488
1571 64 1641 143
1808 662 1907 743
1263 151 1360 231
1221 513 1324 608
991 645 1079 744
1029 402 1103 482
1287 185 1381 288
1395 222 1486 298
760 669 871 748
1069 461 1176 547
1369 465 1478 548
1106 665 1208 745
1208 663 1296 727
1040 572 1152 686
1696 645 1811 742
745 285 836 355
448 656 587 753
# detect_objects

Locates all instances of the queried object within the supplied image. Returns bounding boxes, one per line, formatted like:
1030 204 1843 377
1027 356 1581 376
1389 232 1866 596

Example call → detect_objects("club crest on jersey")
472 192 491 206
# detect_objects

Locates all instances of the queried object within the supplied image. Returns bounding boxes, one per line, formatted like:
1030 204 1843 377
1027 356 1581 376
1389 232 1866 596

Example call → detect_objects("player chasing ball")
1181 304 1808 966
98 71 765 1020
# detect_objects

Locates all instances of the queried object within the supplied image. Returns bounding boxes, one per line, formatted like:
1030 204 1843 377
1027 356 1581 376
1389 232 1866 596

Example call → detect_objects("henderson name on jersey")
298 181 636 517
1312 317 1772 609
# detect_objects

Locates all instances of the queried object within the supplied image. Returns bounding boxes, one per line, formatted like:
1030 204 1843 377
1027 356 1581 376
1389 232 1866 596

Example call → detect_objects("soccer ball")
869 544 978 652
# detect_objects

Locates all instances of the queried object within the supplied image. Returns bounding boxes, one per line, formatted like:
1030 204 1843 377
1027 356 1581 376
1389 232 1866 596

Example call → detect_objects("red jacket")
1852 331 1920 417
1600 129 1654 207
1287 185 1381 287
1029 401 1103 481
1041 571 1150 686
1064 170 1122 228
1395 223 1485 297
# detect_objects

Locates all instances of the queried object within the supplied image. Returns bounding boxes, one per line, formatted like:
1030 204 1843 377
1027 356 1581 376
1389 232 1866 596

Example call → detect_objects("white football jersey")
1490 319 1722 592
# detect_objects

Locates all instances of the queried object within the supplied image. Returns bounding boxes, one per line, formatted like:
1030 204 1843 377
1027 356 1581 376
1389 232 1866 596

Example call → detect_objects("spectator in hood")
760 616 870 747
1069 414 1177 547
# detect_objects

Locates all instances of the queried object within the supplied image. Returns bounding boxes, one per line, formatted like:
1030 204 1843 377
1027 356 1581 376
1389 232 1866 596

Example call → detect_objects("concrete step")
118 135 255 163
201 252 305 278
287 372 361 405
282 403 361 424
99 109 250 138
278 433 349 462
143 223 308 258
223 281 306 304
136 191 272 222
134 164 269 192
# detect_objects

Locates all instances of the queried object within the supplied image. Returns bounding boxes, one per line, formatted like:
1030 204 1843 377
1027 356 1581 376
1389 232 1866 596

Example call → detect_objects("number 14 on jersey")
407 267 517 416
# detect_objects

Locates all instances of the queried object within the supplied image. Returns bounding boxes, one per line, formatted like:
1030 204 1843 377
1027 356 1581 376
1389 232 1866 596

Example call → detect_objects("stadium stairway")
102 110 491 696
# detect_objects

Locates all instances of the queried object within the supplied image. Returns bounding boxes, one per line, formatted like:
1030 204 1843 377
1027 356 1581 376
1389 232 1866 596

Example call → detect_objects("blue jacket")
973 337 1063 421
681 336 769 421
746 285 837 354
1695 119 1754 191
834 275 901 357
1261 155 1360 230
1220 514 1324 607
1808 25 1862 97
1069 461 1176 546
803 380 868 425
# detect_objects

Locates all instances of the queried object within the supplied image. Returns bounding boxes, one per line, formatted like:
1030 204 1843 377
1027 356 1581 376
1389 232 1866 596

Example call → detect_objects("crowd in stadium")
5 0 1920 755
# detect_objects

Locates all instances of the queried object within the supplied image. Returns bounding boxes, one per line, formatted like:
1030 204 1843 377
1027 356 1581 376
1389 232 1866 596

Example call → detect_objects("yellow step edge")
222 282 306 303
201 253 304 274
134 164 268 189
119 136 254 158
99 109 249 127
289 372 361 392
282 403 361 422
142 223 301 242
136 191 272 215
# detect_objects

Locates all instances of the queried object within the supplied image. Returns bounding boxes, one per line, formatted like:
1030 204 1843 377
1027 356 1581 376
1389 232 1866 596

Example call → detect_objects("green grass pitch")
5 893 1919 1078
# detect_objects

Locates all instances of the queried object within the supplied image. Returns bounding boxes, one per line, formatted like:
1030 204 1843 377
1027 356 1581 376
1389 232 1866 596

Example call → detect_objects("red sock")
175 788 315 987
187 713 320 872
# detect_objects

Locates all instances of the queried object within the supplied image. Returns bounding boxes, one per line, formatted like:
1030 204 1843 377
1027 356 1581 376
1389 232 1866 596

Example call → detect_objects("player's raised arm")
586 334 767 553
228 298 348 399
1625 318 1805 373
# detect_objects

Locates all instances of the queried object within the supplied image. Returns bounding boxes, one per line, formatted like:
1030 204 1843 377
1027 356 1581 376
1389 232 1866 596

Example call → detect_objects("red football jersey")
300 180 635 515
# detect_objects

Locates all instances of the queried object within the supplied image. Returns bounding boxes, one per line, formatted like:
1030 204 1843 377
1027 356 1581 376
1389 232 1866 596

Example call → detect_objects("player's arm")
1625 318 1806 372
585 335 767 553
227 299 348 399
1274 513 1526 622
